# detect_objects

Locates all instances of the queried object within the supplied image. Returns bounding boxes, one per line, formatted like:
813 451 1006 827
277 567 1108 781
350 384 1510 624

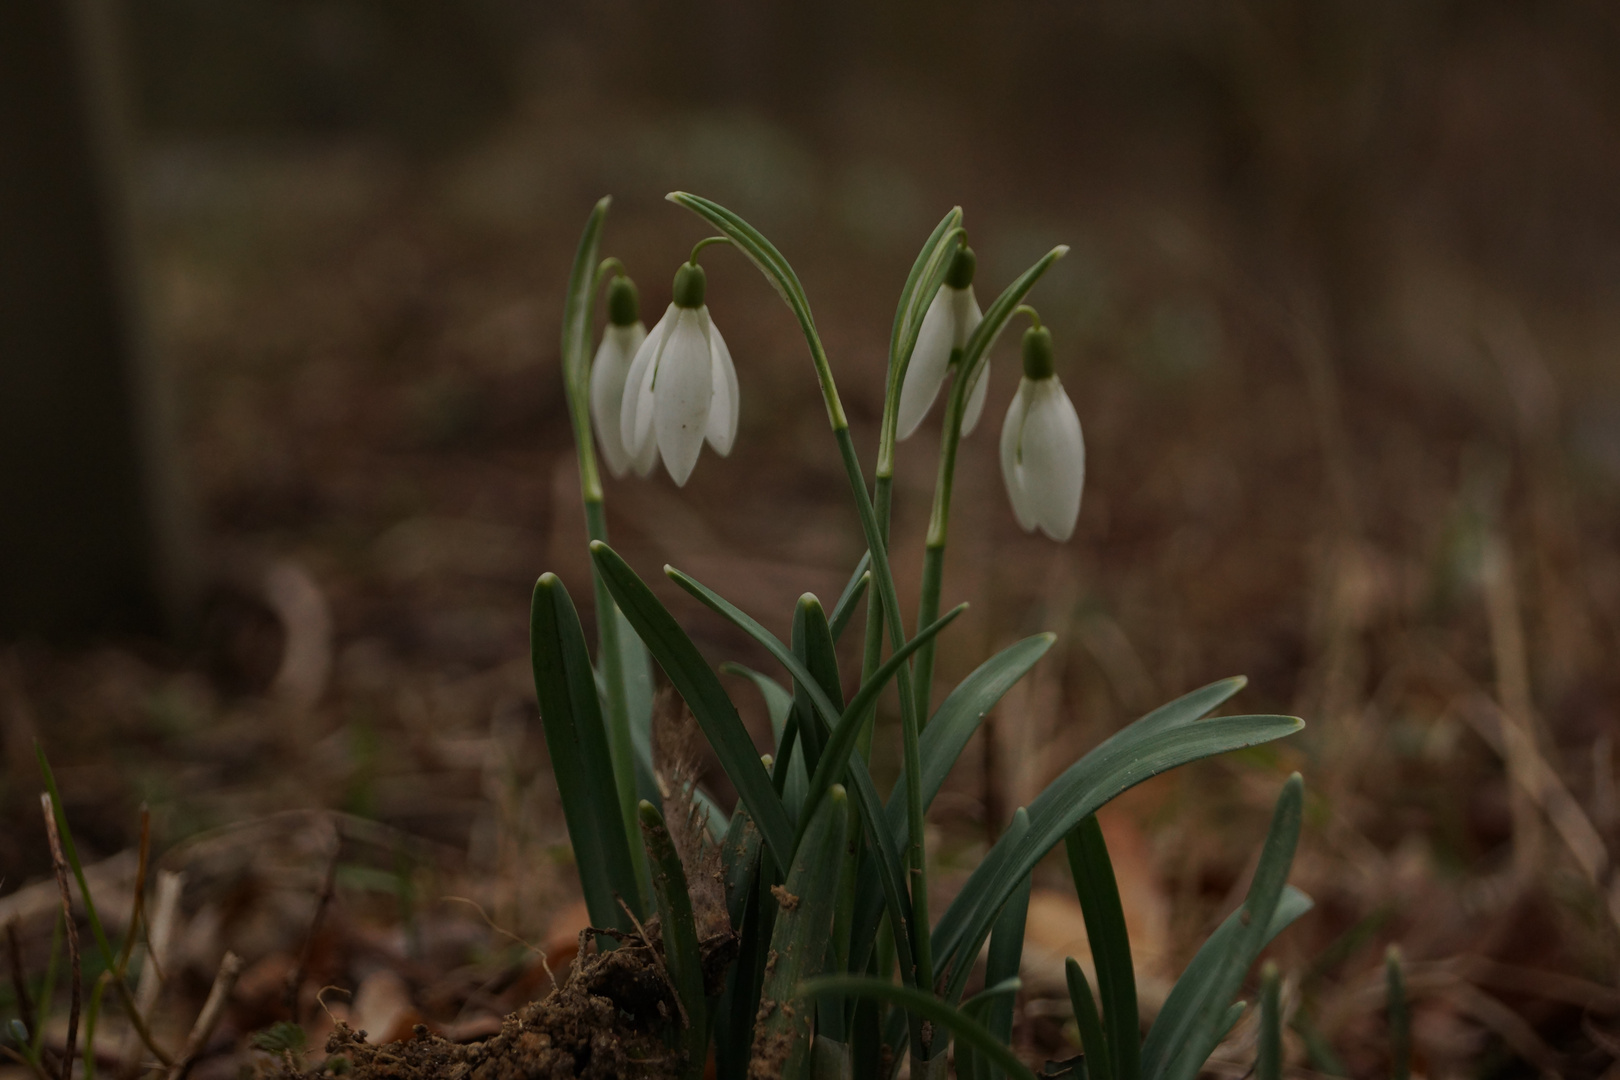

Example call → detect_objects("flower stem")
561 200 649 910
912 356 971 726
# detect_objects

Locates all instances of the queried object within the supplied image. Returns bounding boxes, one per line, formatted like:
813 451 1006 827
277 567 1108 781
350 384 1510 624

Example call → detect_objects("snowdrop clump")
539 193 1308 1080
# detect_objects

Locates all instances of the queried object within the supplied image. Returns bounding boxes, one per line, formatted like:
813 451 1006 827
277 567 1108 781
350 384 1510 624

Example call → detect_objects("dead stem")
285 837 340 1019
164 952 244 1080
114 807 151 976
6 919 37 1053
40 795 81 1080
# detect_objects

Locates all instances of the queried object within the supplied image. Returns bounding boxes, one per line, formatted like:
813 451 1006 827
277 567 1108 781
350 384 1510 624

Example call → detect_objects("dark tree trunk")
0 0 192 639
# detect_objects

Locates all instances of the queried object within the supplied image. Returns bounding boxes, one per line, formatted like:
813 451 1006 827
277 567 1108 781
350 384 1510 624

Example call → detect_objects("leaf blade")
590 541 796 870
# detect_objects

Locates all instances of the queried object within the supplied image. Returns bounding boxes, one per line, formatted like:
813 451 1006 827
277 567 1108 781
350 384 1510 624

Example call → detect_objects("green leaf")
725 663 809 822
932 711 1304 993
590 541 796 871
790 595 843 774
753 785 850 1080
1387 946 1410 1080
1141 885 1313 1080
35 746 118 969
829 554 872 643
640 801 709 1080
1257 962 1281 1080
719 805 763 932
560 196 609 396
848 635 1054 975
1156 775 1306 1080
885 634 1055 843
530 574 643 929
890 207 964 374
667 565 964 835
958 244 1067 391
1065 958 1112 1080
985 816 1032 1080
801 977 1036 1080
1064 816 1140 1080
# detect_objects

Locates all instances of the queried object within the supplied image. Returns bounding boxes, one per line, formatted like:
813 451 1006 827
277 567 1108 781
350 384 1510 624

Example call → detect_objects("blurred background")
3 0 1620 1075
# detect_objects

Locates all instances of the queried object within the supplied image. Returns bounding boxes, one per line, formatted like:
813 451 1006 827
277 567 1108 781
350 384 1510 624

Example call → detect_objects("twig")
123 870 183 1074
6 918 37 1051
164 952 243 1080
40 794 81 1080
114 807 151 976
284 841 340 1018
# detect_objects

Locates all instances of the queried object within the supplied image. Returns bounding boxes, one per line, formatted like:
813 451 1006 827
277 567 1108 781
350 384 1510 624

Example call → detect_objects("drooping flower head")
589 274 649 478
620 261 739 486
897 244 991 440
1000 322 1084 541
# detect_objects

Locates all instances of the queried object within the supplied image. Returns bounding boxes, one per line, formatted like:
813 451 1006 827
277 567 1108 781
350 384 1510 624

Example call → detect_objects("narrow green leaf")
791 595 843 774
530 574 643 929
1157 775 1306 1080
1257 962 1281 1080
753 785 850 1080
885 634 1056 848
1142 885 1312 1080
720 805 763 932
890 208 964 371
957 245 1068 391
1065 959 1112 1080
560 196 609 394
1387 945 1409 1080
963 977 1023 1014
1064 816 1140 1080
668 564 963 835
802 977 1036 1080
933 713 1305 993
985 811 1033 1079
829 554 872 642
661 562 925 1015
640 801 708 1080
722 662 796 734
590 541 796 870
849 635 1054 974
35 746 117 968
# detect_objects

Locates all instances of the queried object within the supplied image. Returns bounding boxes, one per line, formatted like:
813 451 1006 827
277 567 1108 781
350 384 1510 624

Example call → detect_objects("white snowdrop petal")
590 322 645 478
1018 378 1085 541
654 308 714 486
622 307 671 460
951 286 982 349
702 308 740 455
999 380 1038 533
960 359 990 437
896 288 956 440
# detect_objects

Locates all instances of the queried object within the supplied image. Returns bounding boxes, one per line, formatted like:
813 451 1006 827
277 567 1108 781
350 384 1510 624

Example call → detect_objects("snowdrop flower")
620 261 739 486
1000 323 1084 541
589 275 650 478
897 245 991 440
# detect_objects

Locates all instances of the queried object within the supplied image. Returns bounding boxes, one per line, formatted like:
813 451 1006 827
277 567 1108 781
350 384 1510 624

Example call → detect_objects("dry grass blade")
165 952 244 1080
40 795 81 1080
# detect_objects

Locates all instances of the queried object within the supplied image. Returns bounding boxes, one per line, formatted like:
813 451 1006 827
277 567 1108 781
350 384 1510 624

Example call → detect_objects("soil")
304 925 737 1080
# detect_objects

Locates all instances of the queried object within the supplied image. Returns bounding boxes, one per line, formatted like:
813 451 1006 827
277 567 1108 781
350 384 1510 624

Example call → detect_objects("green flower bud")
945 245 977 290
1021 325 1054 380
672 262 706 309
607 275 639 326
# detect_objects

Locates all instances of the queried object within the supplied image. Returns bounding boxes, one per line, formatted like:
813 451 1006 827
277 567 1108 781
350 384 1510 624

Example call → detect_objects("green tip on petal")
1021 325 1055 380
607 275 639 326
673 262 706 308
945 245 977 289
